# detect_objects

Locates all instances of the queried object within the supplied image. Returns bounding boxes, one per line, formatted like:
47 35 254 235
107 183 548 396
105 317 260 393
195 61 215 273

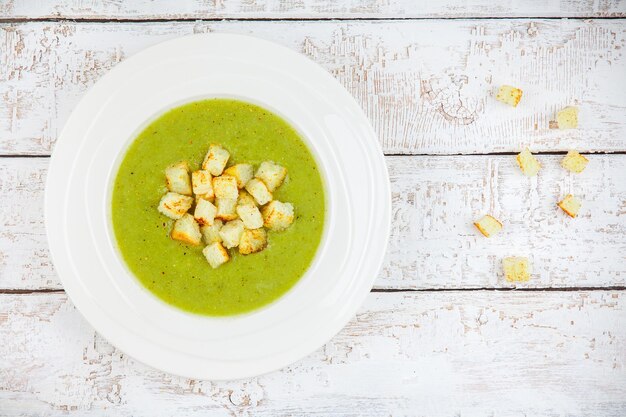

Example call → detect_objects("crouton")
215 197 238 221
516 148 541 176
165 162 192 195
171 214 202 246
262 200 294 231
200 219 223 245
236 204 264 229
202 144 230 176
255 161 287 191
239 228 267 255
245 178 272 206
158 192 193 220
474 215 503 238
557 106 578 129
191 170 213 199
219 219 245 249
495 85 523 107
194 198 217 226
224 164 254 189
213 175 239 199
202 242 230 269
238 190 257 207
502 257 531 282
561 150 588 174
557 194 581 218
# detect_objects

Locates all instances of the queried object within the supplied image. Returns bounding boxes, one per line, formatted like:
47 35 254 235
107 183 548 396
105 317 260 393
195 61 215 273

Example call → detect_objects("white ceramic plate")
45 33 390 380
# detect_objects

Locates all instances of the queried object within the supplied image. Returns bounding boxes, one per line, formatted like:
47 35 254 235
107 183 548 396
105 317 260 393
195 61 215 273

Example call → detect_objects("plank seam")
3 151 626 159
1 287 624 295
0 16 625 24
371 286 626 292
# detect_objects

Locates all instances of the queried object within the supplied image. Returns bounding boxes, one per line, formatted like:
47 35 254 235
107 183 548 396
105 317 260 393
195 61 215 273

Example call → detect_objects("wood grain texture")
1 20 626 155
1 291 624 416
2 155 624 290
1 0 625 19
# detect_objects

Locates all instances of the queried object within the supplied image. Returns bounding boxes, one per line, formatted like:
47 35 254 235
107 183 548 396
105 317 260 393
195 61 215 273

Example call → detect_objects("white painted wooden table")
1 1 626 416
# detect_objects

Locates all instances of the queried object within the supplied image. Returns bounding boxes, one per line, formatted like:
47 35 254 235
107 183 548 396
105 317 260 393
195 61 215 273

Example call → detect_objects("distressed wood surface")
1 291 624 416
2 19 626 155
1 0 625 19
2 155 624 291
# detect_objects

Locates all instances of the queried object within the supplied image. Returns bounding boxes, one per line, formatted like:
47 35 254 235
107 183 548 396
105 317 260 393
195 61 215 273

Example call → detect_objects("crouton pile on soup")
158 144 295 268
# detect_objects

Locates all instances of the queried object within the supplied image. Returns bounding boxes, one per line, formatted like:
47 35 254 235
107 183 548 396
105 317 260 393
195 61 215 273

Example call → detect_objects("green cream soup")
111 99 325 316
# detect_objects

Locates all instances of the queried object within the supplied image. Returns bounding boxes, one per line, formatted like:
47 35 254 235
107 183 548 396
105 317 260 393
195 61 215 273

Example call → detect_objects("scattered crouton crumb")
516 148 541 177
561 151 588 174
496 85 523 107
557 194 581 218
474 215 503 238
557 106 578 129
503 257 531 282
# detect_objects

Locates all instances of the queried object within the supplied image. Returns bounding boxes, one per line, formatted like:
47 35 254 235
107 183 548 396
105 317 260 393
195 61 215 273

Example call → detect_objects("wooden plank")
1 20 626 155
0 291 624 416
1 0 625 19
2 154 625 291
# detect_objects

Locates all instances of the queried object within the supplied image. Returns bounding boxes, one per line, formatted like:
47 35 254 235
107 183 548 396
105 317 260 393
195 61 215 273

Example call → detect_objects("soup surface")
111 99 325 316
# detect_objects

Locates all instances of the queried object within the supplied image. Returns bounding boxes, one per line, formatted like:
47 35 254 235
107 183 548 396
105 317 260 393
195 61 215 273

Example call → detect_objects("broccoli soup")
111 99 325 316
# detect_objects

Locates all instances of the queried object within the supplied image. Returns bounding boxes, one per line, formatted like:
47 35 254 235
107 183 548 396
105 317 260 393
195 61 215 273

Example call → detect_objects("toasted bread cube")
238 189 257 207
165 162 192 195
215 198 238 221
219 219 245 249
557 194 581 218
213 175 239 199
202 144 230 176
224 164 254 189
262 200 294 231
195 193 214 204
256 161 288 192
495 85 523 107
516 148 541 177
200 219 223 245
561 150 588 174
158 192 193 220
502 257 531 282
245 178 272 206
239 228 267 255
171 214 202 246
474 215 503 238
194 198 217 226
236 204 264 229
191 170 213 199
202 242 230 269
557 106 578 129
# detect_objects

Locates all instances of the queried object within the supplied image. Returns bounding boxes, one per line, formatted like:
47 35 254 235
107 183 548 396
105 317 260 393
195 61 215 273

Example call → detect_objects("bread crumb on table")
474 215 503 238
561 150 588 174
516 148 541 177
557 194 581 218
503 257 531 282
495 85 523 107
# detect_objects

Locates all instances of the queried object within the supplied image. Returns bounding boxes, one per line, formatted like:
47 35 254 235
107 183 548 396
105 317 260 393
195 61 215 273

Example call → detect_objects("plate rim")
45 32 391 380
